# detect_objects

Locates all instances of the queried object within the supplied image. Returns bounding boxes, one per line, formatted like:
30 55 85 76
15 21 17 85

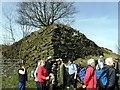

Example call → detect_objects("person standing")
96 55 104 70
34 60 41 90
65 59 77 90
37 60 49 90
114 58 119 90
18 64 27 90
83 59 96 90
59 58 66 89
45 56 58 89
103 57 116 90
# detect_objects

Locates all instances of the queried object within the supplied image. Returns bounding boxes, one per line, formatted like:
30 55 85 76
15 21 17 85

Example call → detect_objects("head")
87 59 95 67
20 64 25 69
40 60 45 67
105 57 114 66
68 59 73 64
100 55 103 58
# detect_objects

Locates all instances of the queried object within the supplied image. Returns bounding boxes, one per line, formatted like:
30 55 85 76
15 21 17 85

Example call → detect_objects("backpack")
96 69 109 88
72 63 80 74
78 67 87 84
74 63 80 73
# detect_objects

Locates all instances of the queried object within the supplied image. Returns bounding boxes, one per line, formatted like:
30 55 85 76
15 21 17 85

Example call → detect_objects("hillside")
2 24 104 65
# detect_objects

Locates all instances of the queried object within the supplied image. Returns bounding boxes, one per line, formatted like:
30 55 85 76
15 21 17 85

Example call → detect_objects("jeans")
67 73 77 88
19 82 26 90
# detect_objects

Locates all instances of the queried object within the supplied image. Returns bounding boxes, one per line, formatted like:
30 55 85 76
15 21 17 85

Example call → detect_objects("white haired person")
83 59 96 90
103 57 116 90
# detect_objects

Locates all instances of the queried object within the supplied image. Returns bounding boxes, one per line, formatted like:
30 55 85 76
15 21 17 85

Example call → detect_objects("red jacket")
84 66 96 90
37 66 48 82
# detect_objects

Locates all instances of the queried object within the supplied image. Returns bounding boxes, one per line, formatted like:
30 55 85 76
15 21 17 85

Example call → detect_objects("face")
68 60 72 64
41 60 45 66
91 62 95 67
110 59 114 66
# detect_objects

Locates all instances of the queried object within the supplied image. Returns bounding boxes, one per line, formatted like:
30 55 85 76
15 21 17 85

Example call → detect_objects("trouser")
36 81 39 90
38 82 46 90
67 73 77 88
19 82 26 90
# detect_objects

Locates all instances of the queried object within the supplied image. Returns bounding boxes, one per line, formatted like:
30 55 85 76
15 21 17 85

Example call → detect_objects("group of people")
86 56 119 90
18 55 120 90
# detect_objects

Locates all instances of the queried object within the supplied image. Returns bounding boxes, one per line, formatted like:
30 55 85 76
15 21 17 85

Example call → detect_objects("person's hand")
82 85 86 88
46 76 49 80
74 76 76 79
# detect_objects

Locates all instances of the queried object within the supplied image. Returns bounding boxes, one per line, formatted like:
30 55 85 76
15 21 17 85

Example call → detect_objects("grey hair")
87 59 95 65
105 57 113 65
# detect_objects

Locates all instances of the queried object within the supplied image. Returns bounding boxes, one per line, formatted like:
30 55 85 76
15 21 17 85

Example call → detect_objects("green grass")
1 53 120 89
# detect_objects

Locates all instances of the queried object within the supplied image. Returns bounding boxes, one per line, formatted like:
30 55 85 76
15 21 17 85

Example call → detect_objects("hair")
20 64 25 67
105 57 113 65
68 59 73 63
37 60 41 66
40 59 45 65
87 59 95 65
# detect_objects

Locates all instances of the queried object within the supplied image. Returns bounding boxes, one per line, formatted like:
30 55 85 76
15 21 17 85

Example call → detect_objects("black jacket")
103 65 116 88
18 68 27 83
45 60 56 74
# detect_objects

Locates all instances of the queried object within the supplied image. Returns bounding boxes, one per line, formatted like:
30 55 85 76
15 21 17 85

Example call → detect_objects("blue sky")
71 2 118 53
0 2 118 53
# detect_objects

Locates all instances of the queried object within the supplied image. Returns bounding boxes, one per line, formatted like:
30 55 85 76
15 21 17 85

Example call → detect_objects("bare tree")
2 3 35 44
3 9 16 43
19 24 34 38
17 2 76 28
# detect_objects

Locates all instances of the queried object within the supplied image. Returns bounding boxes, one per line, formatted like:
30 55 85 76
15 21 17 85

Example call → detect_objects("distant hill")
2 24 106 65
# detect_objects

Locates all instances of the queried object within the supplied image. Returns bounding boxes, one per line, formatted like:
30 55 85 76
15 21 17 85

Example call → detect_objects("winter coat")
37 66 48 82
84 66 96 90
103 65 116 90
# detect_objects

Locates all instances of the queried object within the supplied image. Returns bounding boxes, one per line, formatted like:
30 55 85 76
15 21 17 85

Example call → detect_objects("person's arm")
74 71 77 79
19 68 25 75
73 64 77 79
63 63 68 68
